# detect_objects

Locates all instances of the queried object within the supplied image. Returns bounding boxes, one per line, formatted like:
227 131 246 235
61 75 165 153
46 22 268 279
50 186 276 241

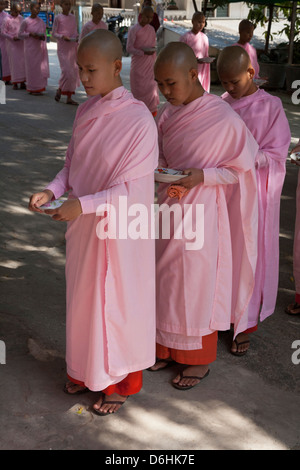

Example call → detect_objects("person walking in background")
52 0 80 105
19 1 49 95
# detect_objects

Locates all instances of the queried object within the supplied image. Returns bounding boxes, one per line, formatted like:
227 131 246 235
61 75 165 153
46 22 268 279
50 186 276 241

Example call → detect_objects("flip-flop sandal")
54 89 61 102
63 383 89 395
230 339 250 356
147 358 175 372
93 395 129 416
172 369 210 390
285 302 300 315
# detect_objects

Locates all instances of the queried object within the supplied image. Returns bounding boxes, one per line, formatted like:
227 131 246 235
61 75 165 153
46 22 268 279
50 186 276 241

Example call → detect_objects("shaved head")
239 19 254 32
155 42 198 73
79 29 122 61
217 46 251 76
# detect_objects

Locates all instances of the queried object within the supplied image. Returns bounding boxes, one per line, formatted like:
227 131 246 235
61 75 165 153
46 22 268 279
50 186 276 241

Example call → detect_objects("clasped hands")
28 190 82 221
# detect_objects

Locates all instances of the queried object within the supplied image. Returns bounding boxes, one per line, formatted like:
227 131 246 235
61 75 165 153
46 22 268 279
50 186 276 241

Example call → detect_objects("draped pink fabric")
155 93 259 349
180 31 210 92
126 23 159 113
19 17 49 92
52 13 80 95
45 86 158 391
232 42 260 78
79 19 107 41
223 88 291 326
293 142 300 296
2 14 25 83
0 11 11 80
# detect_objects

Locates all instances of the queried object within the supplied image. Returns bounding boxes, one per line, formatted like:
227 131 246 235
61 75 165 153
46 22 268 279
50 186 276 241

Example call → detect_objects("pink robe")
126 23 159 113
45 86 158 391
19 17 49 93
180 30 210 92
222 88 291 327
156 93 259 349
2 14 25 84
79 19 107 41
52 13 80 95
0 10 11 81
232 42 260 78
293 140 300 298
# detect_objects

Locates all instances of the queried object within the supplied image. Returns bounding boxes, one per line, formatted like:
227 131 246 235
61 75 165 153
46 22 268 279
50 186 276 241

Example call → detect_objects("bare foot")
93 393 128 415
231 332 250 356
172 364 209 389
64 381 87 394
147 357 174 371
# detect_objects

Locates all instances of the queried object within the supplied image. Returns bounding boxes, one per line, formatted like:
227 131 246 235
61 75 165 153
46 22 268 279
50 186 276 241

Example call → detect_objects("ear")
114 59 122 76
189 68 198 82
247 66 255 79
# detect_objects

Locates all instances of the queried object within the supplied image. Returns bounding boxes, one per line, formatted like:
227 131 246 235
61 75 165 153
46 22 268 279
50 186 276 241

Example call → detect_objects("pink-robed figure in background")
126 6 159 116
285 139 300 316
79 3 107 41
0 0 11 82
52 0 80 105
232 19 260 78
29 30 158 416
180 11 210 92
18 2 49 94
218 46 291 355
2 2 26 89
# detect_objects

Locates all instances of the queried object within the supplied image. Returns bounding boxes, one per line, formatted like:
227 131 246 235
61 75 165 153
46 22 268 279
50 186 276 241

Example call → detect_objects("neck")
241 83 258 98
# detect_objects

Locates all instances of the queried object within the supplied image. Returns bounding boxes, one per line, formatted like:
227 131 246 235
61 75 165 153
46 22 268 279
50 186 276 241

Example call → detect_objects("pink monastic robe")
126 23 159 114
79 19 107 41
222 88 291 327
19 16 49 93
52 13 80 95
45 86 158 391
180 30 210 92
0 10 11 81
293 140 300 299
155 93 259 349
232 42 260 78
2 14 25 84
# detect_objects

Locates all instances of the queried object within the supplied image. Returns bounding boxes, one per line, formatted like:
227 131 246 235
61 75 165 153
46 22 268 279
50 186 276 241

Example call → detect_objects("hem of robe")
67 358 154 391
27 87 46 93
156 321 229 337
259 308 274 323
67 371 143 396
3 75 11 81
243 325 257 335
156 331 218 364
12 79 26 84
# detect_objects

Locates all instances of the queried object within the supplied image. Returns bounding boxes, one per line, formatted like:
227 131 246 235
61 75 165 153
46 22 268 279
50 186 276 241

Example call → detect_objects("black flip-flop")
230 339 250 356
285 302 300 315
93 395 129 416
172 369 210 390
63 383 89 395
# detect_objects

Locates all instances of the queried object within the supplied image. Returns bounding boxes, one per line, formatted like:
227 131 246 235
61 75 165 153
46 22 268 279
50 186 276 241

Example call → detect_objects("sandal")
93 395 129 416
147 358 175 371
285 302 300 315
63 382 89 395
54 88 61 102
230 338 250 356
172 369 210 390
